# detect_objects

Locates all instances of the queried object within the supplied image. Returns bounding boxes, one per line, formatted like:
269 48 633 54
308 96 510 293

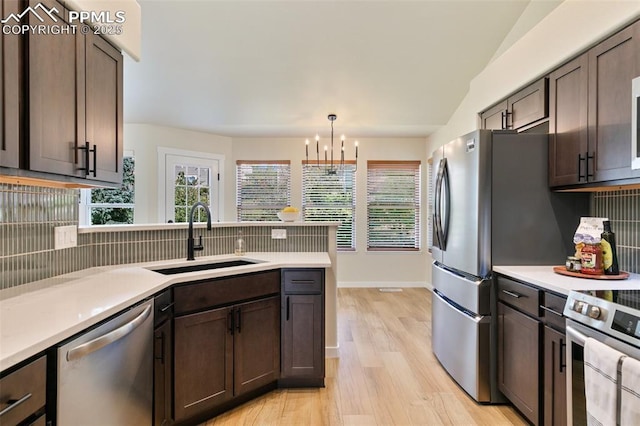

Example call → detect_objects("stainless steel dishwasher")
57 299 154 425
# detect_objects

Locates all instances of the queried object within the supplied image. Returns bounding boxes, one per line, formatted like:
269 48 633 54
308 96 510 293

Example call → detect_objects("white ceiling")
124 0 551 139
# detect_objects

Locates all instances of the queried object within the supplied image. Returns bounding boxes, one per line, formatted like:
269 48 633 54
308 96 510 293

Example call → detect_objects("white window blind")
367 160 421 251
302 162 356 250
236 161 291 221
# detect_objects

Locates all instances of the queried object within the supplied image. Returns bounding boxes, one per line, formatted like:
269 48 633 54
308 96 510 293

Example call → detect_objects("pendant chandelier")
305 114 358 174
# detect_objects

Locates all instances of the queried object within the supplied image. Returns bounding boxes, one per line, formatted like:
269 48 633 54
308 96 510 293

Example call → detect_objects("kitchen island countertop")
0 252 331 372
493 265 640 296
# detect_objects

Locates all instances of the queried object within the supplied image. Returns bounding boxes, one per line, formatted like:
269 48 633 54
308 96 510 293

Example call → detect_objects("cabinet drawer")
173 270 280 315
542 292 567 331
497 276 540 317
283 269 324 294
153 289 173 326
0 356 46 426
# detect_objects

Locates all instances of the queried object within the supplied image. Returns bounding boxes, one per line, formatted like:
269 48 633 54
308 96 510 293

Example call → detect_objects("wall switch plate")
55 225 78 250
271 229 287 239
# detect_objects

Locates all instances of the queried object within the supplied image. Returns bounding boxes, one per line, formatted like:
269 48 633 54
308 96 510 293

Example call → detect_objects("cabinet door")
174 307 233 423
548 54 589 187
154 321 173 426
234 297 280 396
0 0 20 168
498 302 541 425
544 326 567 426
508 78 548 130
481 100 508 130
85 34 123 183
588 20 640 182
27 0 84 177
282 294 324 379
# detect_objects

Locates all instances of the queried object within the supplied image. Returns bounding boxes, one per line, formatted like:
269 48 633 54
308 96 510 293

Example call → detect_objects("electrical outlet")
55 225 78 250
271 229 287 239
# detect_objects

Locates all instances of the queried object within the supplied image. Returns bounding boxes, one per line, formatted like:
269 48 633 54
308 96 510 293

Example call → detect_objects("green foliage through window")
302 164 356 250
90 157 135 225
173 165 211 223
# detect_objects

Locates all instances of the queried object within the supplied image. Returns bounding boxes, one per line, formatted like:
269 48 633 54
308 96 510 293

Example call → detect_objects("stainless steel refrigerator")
430 129 587 403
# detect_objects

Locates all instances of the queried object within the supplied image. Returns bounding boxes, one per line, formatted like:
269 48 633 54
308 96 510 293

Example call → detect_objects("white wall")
426 1 640 154
230 137 430 288
124 125 429 287
125 123 233 223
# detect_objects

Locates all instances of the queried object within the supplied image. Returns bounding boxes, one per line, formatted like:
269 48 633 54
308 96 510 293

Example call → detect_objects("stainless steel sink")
152 259 258 275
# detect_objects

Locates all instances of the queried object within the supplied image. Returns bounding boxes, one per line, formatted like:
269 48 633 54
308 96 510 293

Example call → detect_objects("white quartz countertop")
0 252 331 371
493 265 640 296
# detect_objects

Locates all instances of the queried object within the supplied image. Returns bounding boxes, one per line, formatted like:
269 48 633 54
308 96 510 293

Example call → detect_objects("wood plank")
201 288 528 425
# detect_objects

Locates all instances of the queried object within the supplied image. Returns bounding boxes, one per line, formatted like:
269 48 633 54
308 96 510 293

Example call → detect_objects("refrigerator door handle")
441 159 450 246
434 158 448 250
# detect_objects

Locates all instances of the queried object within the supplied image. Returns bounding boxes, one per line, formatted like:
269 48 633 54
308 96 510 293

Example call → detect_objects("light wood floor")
203 288 527 425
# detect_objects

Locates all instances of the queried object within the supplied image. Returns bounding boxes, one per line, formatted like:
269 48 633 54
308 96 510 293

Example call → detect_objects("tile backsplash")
1 183 328 290
591 188 640 274
1 184 638 290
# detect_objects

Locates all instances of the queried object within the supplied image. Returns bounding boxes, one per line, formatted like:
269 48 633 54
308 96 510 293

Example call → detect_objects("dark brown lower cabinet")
544 326 567 426
233 297 280 395
174 306 234 423
173 296 279 425
282 294 324 380
280 268 325 387
498 301 541 425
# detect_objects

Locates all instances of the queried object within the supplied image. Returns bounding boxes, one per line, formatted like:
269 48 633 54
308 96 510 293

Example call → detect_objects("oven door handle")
566 325 588 346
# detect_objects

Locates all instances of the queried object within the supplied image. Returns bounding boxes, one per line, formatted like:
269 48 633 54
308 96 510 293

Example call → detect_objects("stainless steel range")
564 289 640 425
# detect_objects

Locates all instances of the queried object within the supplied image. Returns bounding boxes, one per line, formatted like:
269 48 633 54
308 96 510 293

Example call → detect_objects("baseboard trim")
325 345 339 358
338 281 432 290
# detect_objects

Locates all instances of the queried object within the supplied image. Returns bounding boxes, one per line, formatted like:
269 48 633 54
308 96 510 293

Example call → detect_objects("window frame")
157 147 223 223
236 160 291 222
302 160 357 251
79 154 135 226
366 160 421 252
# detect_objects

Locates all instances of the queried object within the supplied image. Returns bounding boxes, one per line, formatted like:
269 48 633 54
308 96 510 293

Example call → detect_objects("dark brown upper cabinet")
549 19 640 187
0 0 21 169
481 78 548 131
548 55 589 187
5 0 124 185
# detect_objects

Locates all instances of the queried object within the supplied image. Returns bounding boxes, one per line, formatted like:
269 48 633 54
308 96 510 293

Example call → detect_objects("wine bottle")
601 220 619 275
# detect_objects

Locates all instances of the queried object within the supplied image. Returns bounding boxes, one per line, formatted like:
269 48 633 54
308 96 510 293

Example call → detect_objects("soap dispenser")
234 230 245 256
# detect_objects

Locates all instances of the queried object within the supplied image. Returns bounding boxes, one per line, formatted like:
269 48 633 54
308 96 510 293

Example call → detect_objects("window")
80 156 135 225
158 148 222 223
302 162 356 250
367 161 421 251
236 161 291 221
172 165 211 223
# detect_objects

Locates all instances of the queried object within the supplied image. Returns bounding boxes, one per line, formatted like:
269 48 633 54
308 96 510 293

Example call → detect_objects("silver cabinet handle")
540 305 563 317
67 305 152 362
566 325 587 346
0 393 32 417
502 289 521 298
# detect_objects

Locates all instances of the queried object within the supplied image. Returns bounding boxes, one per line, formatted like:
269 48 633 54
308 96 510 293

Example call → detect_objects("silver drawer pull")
502 289 522 298
0 393 32 417
540 305 563 317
